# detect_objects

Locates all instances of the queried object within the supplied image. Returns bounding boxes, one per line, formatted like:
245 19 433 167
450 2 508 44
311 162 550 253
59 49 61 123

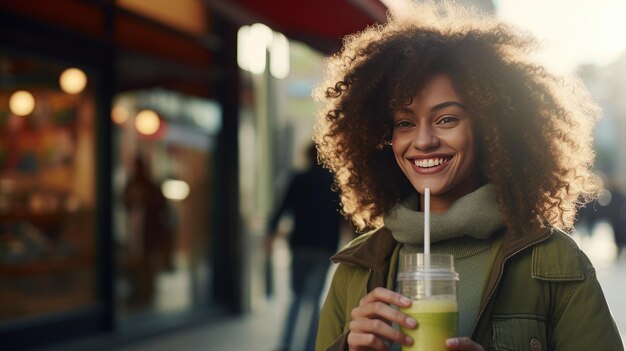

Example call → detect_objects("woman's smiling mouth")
413 157 451 168
409 155 453 174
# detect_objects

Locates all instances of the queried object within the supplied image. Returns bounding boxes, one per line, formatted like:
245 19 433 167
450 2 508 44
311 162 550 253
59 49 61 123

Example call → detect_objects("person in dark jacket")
267 143 344 351
605 183 626 256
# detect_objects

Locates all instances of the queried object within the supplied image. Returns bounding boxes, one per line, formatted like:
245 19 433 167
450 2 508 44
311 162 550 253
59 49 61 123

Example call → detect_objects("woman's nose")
411 126 440 150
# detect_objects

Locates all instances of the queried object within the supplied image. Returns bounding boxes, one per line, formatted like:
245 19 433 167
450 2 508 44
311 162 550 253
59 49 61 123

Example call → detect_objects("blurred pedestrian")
266 143 344 351
313 2 623 350
575 197 601 236
605 182 626 257
122 155 174 310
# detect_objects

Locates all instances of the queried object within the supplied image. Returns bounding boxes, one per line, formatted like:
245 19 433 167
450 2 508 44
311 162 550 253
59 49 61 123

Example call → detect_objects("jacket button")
530 338 542 351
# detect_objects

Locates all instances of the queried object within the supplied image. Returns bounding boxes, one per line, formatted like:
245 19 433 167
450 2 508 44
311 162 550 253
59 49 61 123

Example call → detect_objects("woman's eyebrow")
430 101 466 113
395 106 414 114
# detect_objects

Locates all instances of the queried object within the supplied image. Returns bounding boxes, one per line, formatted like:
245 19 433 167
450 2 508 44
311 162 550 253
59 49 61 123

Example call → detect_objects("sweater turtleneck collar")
385 184 504 245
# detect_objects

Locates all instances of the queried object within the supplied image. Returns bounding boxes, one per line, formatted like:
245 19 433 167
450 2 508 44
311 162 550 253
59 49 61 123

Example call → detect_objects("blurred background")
0 0 624 350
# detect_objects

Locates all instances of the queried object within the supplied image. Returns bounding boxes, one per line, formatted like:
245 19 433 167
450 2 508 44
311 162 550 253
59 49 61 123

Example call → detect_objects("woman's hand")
446 337 485 351
347 287 417 351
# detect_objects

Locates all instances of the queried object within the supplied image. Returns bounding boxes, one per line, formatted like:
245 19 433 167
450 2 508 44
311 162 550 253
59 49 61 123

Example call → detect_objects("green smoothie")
399 298 458 351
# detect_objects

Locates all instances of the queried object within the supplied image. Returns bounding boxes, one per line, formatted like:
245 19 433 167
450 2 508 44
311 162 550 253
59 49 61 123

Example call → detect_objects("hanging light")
59 67 88 94
135 109 161 135
237 25 252 72
249 23 273 74
270 32 290 79
238 23 274 74
9 90 35 116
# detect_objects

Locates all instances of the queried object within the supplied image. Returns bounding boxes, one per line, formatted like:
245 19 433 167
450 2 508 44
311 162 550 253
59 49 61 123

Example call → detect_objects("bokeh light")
9 90 35 116
238 23 290 77
111 105 130 124
249 23 273 74
598 188 613 207
135 109 160 135
59 67 88 94
270 32 290 79
161 179 190 201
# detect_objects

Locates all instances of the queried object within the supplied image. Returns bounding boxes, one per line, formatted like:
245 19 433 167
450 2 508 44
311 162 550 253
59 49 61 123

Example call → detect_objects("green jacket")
316 227 624 351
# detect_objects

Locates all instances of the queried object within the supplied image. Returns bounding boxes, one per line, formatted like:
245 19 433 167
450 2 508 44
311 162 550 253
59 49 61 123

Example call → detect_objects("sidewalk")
114 299 288 351
114 240 294 351
572 222 626 338
115 223 626 351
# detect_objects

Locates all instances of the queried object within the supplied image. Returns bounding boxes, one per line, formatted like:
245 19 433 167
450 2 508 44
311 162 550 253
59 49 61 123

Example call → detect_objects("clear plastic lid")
396 253 459 281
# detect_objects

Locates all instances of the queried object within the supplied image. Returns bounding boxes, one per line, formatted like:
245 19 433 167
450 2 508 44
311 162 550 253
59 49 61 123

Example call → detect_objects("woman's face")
391 74 480 212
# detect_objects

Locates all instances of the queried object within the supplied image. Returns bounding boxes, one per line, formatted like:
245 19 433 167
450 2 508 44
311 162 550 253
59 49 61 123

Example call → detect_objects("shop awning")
207 0 388 54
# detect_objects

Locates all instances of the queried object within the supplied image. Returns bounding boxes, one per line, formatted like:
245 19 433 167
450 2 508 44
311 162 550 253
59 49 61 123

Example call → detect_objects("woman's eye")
437 115 459 125
394 121 413 128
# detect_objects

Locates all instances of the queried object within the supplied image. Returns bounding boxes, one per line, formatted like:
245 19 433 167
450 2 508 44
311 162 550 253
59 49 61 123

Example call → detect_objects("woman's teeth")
414 158 449 168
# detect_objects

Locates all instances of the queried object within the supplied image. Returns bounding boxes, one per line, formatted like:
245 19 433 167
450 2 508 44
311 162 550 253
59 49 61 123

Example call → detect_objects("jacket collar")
500 226 553 258
331 227 397 269
331 225 554 271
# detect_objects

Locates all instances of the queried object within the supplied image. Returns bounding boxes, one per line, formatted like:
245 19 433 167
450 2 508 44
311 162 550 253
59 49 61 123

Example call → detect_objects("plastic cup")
397 253 459 351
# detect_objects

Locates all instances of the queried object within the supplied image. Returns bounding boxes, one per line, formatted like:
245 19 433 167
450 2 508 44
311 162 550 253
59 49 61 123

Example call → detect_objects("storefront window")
112 88 219 319
0 52 97 322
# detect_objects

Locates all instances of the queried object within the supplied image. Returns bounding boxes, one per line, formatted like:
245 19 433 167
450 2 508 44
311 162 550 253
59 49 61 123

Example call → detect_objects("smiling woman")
312 1 624 351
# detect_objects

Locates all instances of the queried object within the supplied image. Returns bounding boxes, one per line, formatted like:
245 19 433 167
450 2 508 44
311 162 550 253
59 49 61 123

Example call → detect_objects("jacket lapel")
331 228 398 291
331 228 397 269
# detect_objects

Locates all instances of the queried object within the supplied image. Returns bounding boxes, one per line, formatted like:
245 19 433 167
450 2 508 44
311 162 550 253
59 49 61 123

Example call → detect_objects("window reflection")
113 89 219 318
0 53 97 322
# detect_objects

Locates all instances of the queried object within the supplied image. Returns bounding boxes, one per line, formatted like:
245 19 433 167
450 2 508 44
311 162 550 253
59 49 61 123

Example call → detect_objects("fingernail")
446 338 459 347
405 317 417 328
400 296 411 305
404 336 413 345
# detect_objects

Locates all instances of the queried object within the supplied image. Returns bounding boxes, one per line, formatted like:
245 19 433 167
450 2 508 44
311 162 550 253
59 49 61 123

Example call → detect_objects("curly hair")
313 1 600 233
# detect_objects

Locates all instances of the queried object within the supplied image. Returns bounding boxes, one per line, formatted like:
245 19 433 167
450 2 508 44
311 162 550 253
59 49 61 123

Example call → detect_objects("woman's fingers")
349 318 413 346
446 337 485 351
347 288 417 350
354 288 415 328
359 287 412 308
351 301 417 329
347 331 390 351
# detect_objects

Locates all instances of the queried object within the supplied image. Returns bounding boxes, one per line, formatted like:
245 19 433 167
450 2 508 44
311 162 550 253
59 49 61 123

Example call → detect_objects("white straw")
424 188 430 255
424 188 431 297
